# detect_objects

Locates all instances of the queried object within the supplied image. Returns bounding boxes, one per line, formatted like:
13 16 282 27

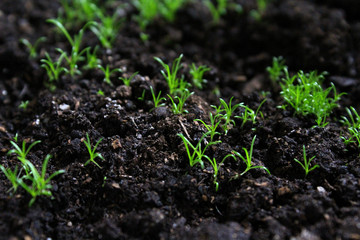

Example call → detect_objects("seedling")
266 56 286 86
194 112 222 142
204 154 235 191
189 63 210 90
18 101 29 110
294 145 319 177
19 37 47 59
235 99 267 128
158 0 187 22
58 0 99 28
97 64 122 85
84 46 101 70
138 89 146 101
154 54 189 95
250 0 270 21
340 107 360 146
133 0 158 30
167 89 193 114
41 52 66 83
97 89 105 96
150 86 166 111
212 97 241 134
0 165 20 193
231 135 270 179
83 133 104 168
18 154 65 206
204 0 227 23
119 72 138 86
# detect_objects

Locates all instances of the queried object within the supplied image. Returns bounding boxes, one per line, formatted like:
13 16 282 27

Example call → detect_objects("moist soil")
1 0 360 239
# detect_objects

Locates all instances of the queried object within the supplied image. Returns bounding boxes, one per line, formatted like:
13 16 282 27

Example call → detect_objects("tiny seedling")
97 89 105 96
84 46 101 70
133 0 158 30
294 145 319 177
204 0 227 23
235 99 267 128
231 135 270 179
58 0 99 29
119 72 138 86
18 101 29 110
204 154 235 191
19 37 47 59
212 97 241 134
167 89 193 114
194 112 222 142
0 165 20 193
158 0 187 22
83 133 104 168
150 86 166 111
41 52 67 83
250 0 270 21
340 107 360 146
97 64 122 85
189 63 210 90
138 89 146 101
266 56 286 86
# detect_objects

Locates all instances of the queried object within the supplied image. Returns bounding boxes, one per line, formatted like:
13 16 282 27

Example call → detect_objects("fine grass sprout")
235 99 267 128
0 165 20 193
204 0 228 23
231 135 270 179
58 0 99 29
204 154 235 191
97 64 122 85
18 101 29 110
194 112 222 142
119 72 138 86
266 56 286 86
158 0 187 22
133 0 158 30
83 133 104 168
19 37 47 59
167 89 193 114
340 107 360 146
41 52 67 84
84 46 101 70
294 145 319 177
250 0 270 21
150 86 166 111
190 63 210 90
212 97 241 134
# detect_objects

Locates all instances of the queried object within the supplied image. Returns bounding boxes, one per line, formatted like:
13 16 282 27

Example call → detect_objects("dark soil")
1 0 360 239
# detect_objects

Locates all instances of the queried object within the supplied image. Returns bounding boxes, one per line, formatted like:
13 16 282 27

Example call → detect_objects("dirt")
1 0 360 239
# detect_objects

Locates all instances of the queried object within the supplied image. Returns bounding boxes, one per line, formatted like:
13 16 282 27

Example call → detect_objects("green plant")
231 135 270 179
83 133 104 168
340 107 360 146
18 101 29 110
235 99 267 128
154 54 189 95
97 89 105 96
204 0 228 23
266 56 286 85
97 64 122 85
195 112 222 142
119 72 138 86
167 89 193 114
138 89 146 101
133 0 158 30
158 0 187 22
212 97 241 134
250 0 270 21
0 165 20 193
84 46 101 70
18 154 65 206
150 86 166 111
19 37 47 58
58 0 99 29
189 63 210 89
41 52 67 84
204 154 235 191
294 145 319 177
280 68 344 127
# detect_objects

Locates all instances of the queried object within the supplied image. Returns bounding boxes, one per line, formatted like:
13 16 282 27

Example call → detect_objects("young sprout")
119 72 138 86
212 97 241 134
97 64 122 85
204 154 235 191
83 133 104 168
167 89 193 114
97 89 105 96
266 56 286 86
235 99 267 128
19 37 47 59
294 145 319 177
204 0 228 23
158 0 187 22
138 89 146 101
18 154 65 207
340 107 360 146
84 46 101 70
250 0 270 21
189 63 210 90
58 0 99 29
133 0 158 30
150 86 166 111
231 135 270 179
41 52 67 84
0 165 20 193
194 112 222 142
154 54 189 95
18 101 29 110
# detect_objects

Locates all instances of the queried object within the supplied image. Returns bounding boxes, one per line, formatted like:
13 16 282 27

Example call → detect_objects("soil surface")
1 0 360 239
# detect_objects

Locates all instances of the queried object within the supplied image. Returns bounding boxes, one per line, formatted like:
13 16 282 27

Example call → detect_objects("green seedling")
18 101 29 110
340 107 360 146
97 64 122 85
266 56 286 86
204 0 228 23
84 46 101 70
18 154 65 207
235 99 267 128
58 0 99 29
250 0 270 21
138 89 146 101
158 0 187 22
0 165 20 193
19 37 47 59
83 133 104 168
119 72 138 86
189 63 210 90
232 135 270 179
212 97 241 134
154 54 189 95
294 145 319 177
195 112 222 142
204 154 235 191
97 89 105 96
167 89 193 114
280 68 344 127
150 86 166 111
41 52 67 84
133 0 158 30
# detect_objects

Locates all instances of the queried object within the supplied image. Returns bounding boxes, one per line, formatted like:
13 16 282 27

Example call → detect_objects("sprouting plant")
83 133 104 168
231 135 270 179
58 0 99 29
204 154 235 191
235 99 267 128
195 112 222 142
97 89 105 96
18 101 29 110
154 54 189 95
158 0 187 22
119 72 138 86
279 68 344 127
150 86 166 111
204 0 228 23
47 19 94 76
41 52 67 83
212 97 241 134
266 56 286 85
97 64 122 85
340 107 360 146
0 165 20 193
18 154 65 207
19 37 47 59
84 46 101 70
138 89 146 101
294 145 319 177
250 0 270 21
167 89 193 114
189 63 210 90
133 0 158 30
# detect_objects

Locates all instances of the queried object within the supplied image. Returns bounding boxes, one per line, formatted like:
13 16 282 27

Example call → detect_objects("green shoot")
58 0 99 29
189 63 210 90
18 154 65 207
235 99 267 128
150 86 166 111
119 72 138 86
97 64 122 85
138 89 146 101
195 112 222 142
19 37 47 59
232 135 270 179
340 107 360 146
154 54 189 95
266 56 286 86
97 89 105 96
83 133 104 168
0 165 20 193
204 0 228 23
167 89 193 114
84 46 101 70
133 0 158 30
204 154 235 191
18 101 29 110
41 52 66 83
212 97 241 134
158 0 187 22
294 145 319 177
250 0 270 21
